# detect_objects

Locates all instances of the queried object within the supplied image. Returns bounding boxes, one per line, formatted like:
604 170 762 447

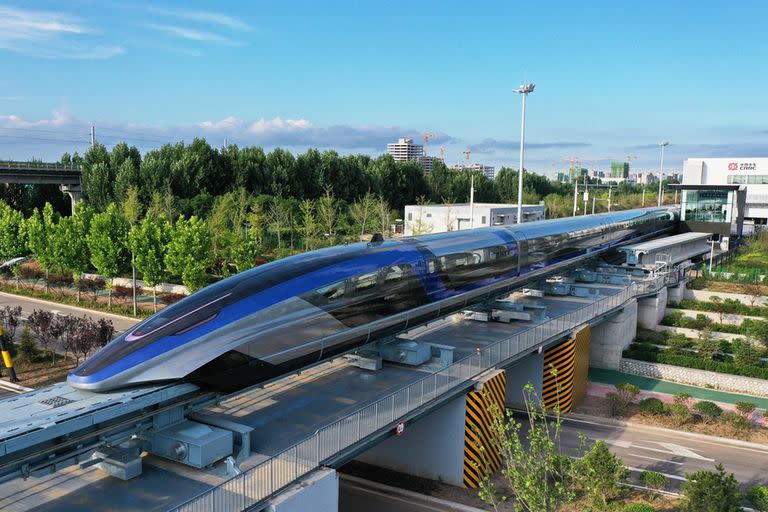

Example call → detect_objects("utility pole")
90 125 96 146
514 83 535 224
469 174 475 229
582 177 588 216
592 196 596 214
608 183 613 212
658 141 669 206
572 180 579 216
708 238 717 272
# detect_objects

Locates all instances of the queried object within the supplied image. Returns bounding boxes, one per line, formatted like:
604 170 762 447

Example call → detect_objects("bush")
735 401 756 416
693 401 723 423
719 411 751 432
18 261 42 280
673 392 692 406
577 440 628 509
682 464 741 512
732 339 761 367
16 325 39 363
112 285 135 303
639 470 668 500
622 505 656 512
747 485 768 512
623 350 768 380
638 397 666 415
608 383 641 416
696 330 720 361
667 403 694 426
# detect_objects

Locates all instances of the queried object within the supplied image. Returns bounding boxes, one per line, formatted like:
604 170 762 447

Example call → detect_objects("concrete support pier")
667 278 687 303
637 287 668 330
263 468 338 512
504 351 543 409
590 299 638 369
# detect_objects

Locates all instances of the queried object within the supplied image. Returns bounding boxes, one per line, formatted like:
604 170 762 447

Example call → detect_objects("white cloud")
0 6 122 59
0 110 454 159
147 24 235 44
146 7 252 32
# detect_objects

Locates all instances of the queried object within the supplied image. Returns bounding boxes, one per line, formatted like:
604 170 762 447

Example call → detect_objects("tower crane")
423 132 435 157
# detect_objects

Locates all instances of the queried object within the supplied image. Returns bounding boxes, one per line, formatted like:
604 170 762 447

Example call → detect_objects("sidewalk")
589 367 768 409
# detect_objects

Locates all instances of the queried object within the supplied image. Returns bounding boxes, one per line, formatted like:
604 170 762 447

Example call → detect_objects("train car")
68 206 677 392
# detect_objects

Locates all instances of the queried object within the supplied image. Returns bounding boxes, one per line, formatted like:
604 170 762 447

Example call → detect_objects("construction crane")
463 147 471 165
439 145 445 161
423 132 435 156
562 156 580 170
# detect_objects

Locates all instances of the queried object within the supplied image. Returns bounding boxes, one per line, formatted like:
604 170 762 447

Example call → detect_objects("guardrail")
0 161 81 171
170 276 665 512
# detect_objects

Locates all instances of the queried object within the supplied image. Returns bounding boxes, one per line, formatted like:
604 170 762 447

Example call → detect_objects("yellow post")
0 326 19 383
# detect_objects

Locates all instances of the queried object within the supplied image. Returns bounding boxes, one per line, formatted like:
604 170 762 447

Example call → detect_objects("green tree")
682 464 741 512
696 329 720 360
639 470 668 501
299 199 318 251
577 439 628 510
129 215 169 311
87 203 130 306
348 192 377 239
747 485 768 512
50 211 90 301
26 203 58 292
733 339 760 367
0 200 27 259
82 161 114 212
166 215 210 292
478 382 576 512
316 189 340 246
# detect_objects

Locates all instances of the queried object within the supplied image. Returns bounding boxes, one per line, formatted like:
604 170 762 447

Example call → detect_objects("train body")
68 206 678 392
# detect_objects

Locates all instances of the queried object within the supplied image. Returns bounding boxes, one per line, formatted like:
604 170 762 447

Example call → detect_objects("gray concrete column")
60 183 83 212
356 393 466 486
667 279 687 304
504 351 544 409
637 286 668 330
589 298 638 369
266 468 338 512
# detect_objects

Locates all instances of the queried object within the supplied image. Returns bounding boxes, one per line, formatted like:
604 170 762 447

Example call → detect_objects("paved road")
339 476 482 512
559 416 768 491
0 291 140 335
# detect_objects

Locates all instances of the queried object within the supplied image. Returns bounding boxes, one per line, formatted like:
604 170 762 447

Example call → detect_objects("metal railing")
170 277 665 512
0 161 81 172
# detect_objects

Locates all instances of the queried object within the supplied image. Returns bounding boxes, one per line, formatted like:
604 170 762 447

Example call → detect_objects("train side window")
427 259 436 273
315 281 346 302
355 271 379 292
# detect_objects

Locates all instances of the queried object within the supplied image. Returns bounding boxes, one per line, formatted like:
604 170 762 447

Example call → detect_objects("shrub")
18 261 42 280
667 334 692 355
682 464 741 512
735 401 756 416
622 350 768 380
667 403 694 426
577 440 628 509
693 401 723 423
696 330 720 361
77 276 106 301
673 392 692 406
112 285 134 303
17 325 39 363
622 505 656 512
732 339 761 367
747 485 768 512
719 411 751 432
638 397 665 415
639 470 668 500
608 383 641 416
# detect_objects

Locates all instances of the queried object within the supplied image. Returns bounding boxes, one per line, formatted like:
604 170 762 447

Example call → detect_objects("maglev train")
68 206 678 392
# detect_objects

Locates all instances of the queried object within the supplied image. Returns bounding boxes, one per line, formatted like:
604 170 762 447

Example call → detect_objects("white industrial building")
403 203 545 236
683 157 768 228
451 163 496 179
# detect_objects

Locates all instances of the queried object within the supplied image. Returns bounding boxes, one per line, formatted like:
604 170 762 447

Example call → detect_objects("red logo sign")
395 420 406 436
728 162 738 170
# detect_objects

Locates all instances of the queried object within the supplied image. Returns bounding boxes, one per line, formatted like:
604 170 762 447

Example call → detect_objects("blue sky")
0 1 766 176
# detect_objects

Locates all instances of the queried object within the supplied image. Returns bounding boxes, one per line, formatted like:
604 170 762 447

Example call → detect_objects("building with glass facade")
670 183 746 248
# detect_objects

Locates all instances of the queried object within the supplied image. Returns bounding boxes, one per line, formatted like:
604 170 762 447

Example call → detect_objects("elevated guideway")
0 229 705 511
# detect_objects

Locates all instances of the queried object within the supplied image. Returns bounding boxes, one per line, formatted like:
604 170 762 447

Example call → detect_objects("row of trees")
0 138 678 221
24 309 114 365
0 185 401 304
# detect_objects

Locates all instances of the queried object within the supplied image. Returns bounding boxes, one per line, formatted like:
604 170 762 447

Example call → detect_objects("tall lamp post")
514 83 535 224
658 140 669 206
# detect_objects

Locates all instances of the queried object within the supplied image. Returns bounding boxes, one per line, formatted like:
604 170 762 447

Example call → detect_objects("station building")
403 202 545 235
679 157 768 237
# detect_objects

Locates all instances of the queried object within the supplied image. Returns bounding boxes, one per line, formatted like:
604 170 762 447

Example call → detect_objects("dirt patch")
11 356 76 388
574 395 768 444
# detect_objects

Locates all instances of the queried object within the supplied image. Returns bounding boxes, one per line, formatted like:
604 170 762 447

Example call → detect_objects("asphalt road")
559 415 768 491
339 417 768 512
0 291 140 335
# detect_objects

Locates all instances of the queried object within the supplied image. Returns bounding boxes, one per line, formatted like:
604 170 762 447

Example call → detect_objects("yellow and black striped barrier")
0 326 19 383
463 369 506 488
542 325 591 413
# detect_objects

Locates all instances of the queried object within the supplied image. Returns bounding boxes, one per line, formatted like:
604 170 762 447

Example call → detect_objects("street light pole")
514 83 535 224
658 140 669 206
